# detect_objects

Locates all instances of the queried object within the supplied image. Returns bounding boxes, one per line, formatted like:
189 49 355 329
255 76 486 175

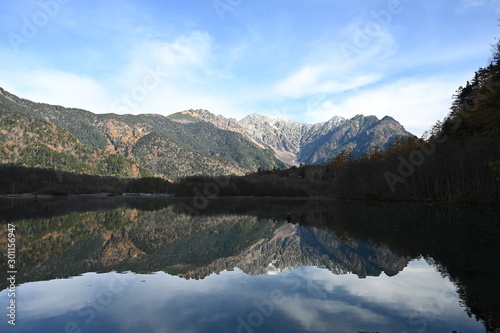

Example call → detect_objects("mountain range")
188 109 412 165
0 201 410 288
0 87 412 179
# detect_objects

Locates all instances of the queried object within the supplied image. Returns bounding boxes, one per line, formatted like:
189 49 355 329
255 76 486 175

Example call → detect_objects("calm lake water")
0 197 499 333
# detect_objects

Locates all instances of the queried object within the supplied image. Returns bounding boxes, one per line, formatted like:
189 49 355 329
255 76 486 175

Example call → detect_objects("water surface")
0 197 498 332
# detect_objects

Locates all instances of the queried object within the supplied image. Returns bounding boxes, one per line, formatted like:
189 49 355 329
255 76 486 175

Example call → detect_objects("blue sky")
0 0 498 135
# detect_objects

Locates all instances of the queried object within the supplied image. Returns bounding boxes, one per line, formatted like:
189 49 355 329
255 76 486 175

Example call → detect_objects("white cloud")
278 294 388 332
0 30 221 116
336 17 398 64
458 0 500 13
272 20 397 104
2 261 483 332
0 69 111 113
106 30 218 115
0 10 481 133
121 30 213 81
272 260 481 332
274 64 381 98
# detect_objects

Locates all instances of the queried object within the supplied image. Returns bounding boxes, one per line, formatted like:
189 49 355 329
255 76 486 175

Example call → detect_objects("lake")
0 197 499 333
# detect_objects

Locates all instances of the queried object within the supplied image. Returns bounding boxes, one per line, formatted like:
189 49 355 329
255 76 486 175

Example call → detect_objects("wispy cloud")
458 0 500 13
106 30 238 116
0 30 219 115
274 65 381 98
274 17 397 96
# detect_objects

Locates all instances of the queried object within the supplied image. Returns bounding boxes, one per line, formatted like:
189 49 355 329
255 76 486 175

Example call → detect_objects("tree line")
0 164 169 195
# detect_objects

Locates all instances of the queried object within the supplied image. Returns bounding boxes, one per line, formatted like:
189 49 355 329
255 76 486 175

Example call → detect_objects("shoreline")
1 193 498 206
0 193 174 199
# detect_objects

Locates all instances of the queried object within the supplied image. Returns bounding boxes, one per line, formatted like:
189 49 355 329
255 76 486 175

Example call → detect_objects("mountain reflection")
0 197 499 331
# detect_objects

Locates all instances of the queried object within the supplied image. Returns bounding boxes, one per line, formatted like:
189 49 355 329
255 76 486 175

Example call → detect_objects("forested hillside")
0 108 147 178
0 88 286 178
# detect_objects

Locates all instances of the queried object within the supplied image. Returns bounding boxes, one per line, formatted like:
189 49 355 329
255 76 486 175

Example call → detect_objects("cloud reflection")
0 260 484 333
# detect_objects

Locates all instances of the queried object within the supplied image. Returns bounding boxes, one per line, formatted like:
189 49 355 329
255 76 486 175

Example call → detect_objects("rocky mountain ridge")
183 222 409 279
174 109 413 165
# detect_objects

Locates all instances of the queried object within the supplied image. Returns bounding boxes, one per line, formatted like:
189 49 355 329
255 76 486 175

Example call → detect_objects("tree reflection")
0 198 498 331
